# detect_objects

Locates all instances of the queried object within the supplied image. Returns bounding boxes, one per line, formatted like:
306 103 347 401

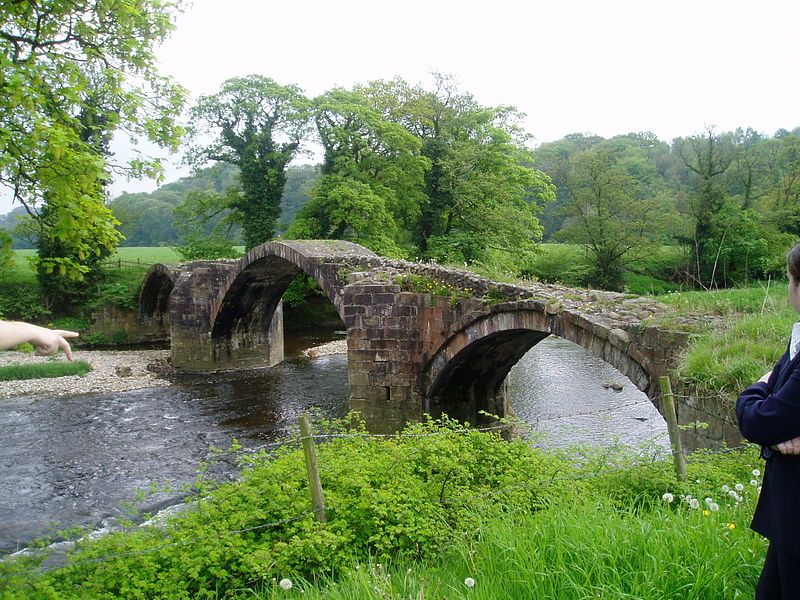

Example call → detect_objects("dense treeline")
3 54 799 294
535 127 800 289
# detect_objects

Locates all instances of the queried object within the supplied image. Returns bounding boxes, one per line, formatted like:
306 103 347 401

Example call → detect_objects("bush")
0 282 49 321
0 230 13 277
175 235 243 261
521 244 587 285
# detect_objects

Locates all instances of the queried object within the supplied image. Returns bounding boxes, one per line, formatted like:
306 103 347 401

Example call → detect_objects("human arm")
735 353 800 446
0 321 79 361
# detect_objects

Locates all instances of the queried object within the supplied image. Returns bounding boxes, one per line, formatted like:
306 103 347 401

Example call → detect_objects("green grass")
0 360 91 381
11 247 184 278
248 500 761 599
659 282 788 316
661 283 795 395
0 418 766 599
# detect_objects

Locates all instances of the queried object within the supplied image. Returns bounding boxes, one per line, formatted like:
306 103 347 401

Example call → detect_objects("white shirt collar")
790 322 800 360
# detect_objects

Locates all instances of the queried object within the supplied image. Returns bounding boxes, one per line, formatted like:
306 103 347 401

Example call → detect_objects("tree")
187 75 311 249
534 133 605 239
676 127 734 287
1 0 186 292
727 128 769 209
289 86 429 257
559 142 662 291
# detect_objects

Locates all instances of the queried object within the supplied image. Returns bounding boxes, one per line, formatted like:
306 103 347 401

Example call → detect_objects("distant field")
11 247 183 276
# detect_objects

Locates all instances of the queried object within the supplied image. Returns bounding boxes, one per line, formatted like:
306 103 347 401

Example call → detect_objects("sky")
2 0 800 214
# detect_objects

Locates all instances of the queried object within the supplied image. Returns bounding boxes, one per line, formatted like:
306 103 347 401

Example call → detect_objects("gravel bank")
0 349 172 398
302 339 347 358
1 337 348 398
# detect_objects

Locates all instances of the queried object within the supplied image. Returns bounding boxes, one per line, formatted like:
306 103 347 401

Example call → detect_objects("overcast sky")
3 0 799 214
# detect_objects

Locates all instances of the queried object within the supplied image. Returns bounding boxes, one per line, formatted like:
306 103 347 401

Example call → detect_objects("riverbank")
0 339 349 399
0 349 172 398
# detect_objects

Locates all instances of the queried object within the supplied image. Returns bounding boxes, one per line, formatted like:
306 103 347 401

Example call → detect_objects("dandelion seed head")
464 577 476 588
752 469 761 477
728 490 738 499
689 498 700 509
735 483 744 492
279 579 293 591
750 479 758 486
722 484 730 493
710 502 719 512
662 492 674 503
704 497 713 505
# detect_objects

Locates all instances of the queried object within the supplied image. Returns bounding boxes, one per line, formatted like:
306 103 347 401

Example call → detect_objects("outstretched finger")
54 330 80 339
58 336 74 362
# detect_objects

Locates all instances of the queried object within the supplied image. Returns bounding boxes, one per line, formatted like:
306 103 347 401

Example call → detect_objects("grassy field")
11 246 183 276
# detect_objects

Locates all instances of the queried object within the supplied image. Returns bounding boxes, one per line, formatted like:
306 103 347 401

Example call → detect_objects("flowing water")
0 332 667 553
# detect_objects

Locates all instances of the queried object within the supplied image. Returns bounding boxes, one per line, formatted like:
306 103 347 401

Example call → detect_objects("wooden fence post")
659 376 687 481
299 414 326 523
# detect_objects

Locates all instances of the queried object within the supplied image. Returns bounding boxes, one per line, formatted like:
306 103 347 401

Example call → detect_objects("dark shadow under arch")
426 329 549 423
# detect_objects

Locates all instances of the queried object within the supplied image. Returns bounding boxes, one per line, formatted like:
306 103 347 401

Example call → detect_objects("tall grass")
659 281 788 316
664 283 795 395
251 500 761 599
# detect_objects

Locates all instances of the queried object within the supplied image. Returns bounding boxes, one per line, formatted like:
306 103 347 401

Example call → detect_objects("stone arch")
139 263 177 322
210 240 374 341
422 304 652 420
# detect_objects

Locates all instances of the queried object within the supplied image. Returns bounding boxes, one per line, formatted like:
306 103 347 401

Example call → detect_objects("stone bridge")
139 240 699 432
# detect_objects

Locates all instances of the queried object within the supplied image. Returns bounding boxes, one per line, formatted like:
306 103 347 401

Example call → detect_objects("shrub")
175 235 243 261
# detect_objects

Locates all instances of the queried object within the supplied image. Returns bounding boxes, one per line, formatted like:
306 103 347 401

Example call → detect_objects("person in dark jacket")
737 241 800 599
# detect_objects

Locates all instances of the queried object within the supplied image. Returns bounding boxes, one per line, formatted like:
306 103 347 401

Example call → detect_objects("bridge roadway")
138 240 699 433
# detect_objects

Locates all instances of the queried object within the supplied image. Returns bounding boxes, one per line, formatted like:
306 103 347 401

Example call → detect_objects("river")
0 332 668 553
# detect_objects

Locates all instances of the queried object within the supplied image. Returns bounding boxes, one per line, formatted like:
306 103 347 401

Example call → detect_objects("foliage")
187 75 311 249
393 273 475 306
677 310 794 395
282 275 325 309
288 77 553 268
0 0 187 284
0 229 12 277
174 235 243 262
290 176 407 258
0 420 767 599
0 359 91 381
0 282 49 321
558 141 667 291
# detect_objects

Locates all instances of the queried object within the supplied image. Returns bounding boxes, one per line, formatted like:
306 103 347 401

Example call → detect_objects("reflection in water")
510 337 669 451
0 333 667 553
